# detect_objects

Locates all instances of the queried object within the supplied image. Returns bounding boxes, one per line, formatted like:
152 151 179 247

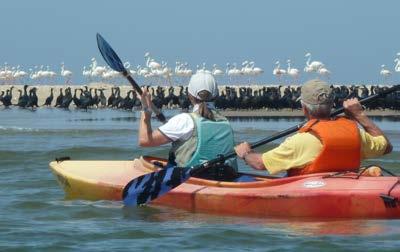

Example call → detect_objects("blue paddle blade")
122 166 192 206
96 33 126 72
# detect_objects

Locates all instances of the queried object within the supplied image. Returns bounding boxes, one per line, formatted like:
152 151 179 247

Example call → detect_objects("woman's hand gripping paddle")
96 33 166 122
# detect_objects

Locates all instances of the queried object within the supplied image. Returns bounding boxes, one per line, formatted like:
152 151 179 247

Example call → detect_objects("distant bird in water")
273 61 286 81
318 67 331 79
107 87 115 107
304 52 324 73
99 89 107 107
178 86 190 111
17 85 29 108
92 89 99 107
0 91 4 105
60 62 73 84
112 87 123 108
286 59 300 83
380 64 391 81
2 86 13 107
55 88 64 107
394 54 400 72
26 87 39 109
43 88 54 106
60 87 73 109
72 88 81 108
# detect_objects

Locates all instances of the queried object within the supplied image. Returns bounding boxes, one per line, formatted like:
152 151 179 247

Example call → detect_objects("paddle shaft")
96 33 166 122
122 71 166 123
190 85 400 175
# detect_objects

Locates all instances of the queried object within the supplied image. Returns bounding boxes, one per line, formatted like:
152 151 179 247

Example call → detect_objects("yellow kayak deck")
49 157 158 200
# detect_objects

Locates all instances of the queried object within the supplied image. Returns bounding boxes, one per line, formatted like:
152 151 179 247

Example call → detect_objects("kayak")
49 156 400 219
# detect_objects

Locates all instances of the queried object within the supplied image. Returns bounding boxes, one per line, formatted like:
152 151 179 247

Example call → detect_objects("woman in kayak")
138 72 237 179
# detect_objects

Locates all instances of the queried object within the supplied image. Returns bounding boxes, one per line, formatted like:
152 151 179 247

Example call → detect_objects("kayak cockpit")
140 156 326 188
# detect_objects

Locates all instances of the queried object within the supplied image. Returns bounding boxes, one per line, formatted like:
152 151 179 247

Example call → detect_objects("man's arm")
234 142 265 170
343 98 392 154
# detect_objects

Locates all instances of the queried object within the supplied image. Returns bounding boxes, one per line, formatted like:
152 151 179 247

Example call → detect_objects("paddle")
123 86 399 207
96 33 166 123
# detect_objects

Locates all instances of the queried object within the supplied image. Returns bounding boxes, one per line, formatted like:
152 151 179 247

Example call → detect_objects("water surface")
0 108 399 251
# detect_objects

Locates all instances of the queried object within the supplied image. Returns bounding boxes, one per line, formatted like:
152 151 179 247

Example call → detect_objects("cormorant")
43 88 54 106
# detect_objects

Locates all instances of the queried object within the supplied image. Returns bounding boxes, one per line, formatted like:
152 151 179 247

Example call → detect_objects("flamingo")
30 67 40 84
137 65 150 84
241 61 256 83
82 66 92 82
90 57 107 81
60 62 73 84
183 63 193 77
2 63 14 84
226 63 242 84
250 61 264 76
395 59 400 72
13 65 28 84
212 64 224 76
144 52 162 69
198 63 211 74
242 61 263 84
174 61 184 76
273 61 286 81
241 61 253 76
45 66 57 83
286 59 300 82
161 62 173 85
304 53 324 73
318 67 331 79
124 61 137 76
380 64 391 81
225 63 235 83
394 53 400 72
37 65 46 82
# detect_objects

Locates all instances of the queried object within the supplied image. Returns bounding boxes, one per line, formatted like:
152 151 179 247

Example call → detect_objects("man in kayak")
235 79 392 176
138 72 237 179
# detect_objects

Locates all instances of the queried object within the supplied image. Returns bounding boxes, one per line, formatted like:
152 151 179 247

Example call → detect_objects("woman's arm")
138 111 171 147
138 88 171 147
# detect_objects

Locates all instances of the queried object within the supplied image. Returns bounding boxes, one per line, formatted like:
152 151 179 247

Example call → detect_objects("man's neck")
307 115 330 121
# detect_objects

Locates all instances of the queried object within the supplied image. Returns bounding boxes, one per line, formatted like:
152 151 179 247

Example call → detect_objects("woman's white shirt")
157 103 215 142
158 113 194 141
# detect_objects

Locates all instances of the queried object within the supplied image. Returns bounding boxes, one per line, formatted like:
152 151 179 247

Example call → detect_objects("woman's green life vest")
170 111 238 170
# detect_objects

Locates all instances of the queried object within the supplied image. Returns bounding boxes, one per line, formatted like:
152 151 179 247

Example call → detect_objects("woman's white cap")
188 72 218 100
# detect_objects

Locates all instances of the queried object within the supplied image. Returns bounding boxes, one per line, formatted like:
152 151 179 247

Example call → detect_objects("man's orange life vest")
287 117 361 176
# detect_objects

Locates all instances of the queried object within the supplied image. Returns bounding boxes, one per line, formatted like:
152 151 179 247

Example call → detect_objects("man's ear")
302 104 310 119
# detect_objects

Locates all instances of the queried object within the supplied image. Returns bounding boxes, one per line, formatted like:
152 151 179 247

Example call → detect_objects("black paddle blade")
96 33 126 72
122 166 191 206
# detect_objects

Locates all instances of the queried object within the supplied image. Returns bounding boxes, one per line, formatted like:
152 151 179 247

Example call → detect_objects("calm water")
1 108 400 251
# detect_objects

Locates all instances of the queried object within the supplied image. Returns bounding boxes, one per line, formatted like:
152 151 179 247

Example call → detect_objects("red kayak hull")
49 156 400 219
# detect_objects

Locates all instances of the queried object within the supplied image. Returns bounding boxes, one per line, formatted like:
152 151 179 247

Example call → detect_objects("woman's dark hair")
189 90 215 121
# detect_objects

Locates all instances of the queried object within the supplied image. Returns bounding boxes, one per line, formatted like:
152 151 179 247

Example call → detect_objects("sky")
1 0 400 84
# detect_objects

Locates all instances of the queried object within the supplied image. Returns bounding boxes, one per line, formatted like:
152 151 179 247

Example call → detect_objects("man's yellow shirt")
262 129 388 175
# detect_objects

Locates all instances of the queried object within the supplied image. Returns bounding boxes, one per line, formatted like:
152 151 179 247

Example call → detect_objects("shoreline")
0 106 398 118
220 109 400 118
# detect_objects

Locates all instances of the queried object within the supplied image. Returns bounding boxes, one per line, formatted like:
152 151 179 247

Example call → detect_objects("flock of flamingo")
0 52 399 85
